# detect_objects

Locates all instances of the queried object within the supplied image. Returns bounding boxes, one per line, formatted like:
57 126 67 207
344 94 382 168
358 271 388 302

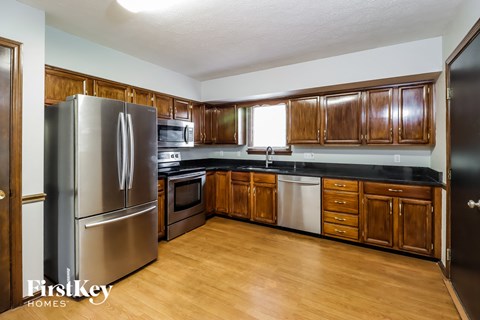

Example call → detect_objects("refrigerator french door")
44 95 158 291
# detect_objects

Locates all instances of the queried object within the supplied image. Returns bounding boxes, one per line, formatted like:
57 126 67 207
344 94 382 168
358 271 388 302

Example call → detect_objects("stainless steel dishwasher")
277 175 321 234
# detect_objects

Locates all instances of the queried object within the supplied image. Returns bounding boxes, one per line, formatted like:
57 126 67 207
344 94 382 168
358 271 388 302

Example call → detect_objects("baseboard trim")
22 291 41 304
438 260 448 278
443 279 470 320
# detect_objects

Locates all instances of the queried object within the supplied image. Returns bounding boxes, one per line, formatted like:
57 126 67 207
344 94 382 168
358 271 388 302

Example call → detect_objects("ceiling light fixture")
116 0 172 13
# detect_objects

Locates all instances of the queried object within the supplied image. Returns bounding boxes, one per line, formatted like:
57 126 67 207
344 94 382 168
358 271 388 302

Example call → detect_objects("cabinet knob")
0 190 6 200
467 200 480 209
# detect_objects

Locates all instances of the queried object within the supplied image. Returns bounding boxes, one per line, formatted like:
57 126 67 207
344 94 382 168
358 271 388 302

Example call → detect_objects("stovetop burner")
157 151 205 176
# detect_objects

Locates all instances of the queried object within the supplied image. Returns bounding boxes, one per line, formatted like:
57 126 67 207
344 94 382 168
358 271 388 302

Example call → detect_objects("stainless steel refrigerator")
44 95 158 290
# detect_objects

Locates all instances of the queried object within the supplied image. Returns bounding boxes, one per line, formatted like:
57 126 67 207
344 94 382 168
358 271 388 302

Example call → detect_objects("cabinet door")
230 180 251 219
215 171 229 214
363 195 394 247
217 105 237 144
252 182 276 224
45 68 92 105
287 97 320 144
93 80 129 101
205 171 216 215
204 107 217 144
192 104 205 144
158 180 165 238
398 84 430 144
173 99 191 121
365 88 393 144
132 88 154 107
323 92 362 144
154 94 173 119
398 198 432 255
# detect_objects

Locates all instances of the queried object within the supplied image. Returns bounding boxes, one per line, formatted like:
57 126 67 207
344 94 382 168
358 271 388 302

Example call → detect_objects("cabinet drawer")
363 182 432 200
158 179 165 192
323 179 358 192
253 173 276 184
323 211 358 227
231 171 250 182
324 223 358 240
323 190 359 214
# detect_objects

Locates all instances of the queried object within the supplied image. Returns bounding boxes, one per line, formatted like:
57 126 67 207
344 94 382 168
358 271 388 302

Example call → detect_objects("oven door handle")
168 171 206 182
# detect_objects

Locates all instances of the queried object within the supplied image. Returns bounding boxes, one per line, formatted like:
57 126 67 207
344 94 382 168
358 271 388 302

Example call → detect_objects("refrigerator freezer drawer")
77 202 158 287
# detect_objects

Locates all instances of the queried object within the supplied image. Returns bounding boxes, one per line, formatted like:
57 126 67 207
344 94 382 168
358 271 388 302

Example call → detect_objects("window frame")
246 101 292 155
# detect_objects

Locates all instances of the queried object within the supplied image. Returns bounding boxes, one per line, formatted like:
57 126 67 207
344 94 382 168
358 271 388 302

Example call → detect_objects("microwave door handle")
184 126 189 144
127 114 135 189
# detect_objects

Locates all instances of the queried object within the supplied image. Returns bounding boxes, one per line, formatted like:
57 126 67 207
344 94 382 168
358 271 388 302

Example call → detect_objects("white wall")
46 27 201 101
0 0 45 297
431 0 480 266
202 37 443 102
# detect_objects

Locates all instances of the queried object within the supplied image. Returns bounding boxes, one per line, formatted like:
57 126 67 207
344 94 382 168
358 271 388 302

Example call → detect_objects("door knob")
467 200 480 209
0 190 5 200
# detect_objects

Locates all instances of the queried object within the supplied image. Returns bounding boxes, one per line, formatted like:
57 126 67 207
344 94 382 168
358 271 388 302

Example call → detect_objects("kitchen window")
247 103 291 154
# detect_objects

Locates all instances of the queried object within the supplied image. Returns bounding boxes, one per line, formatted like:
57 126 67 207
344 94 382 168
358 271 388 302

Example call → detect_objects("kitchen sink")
239 166 282 172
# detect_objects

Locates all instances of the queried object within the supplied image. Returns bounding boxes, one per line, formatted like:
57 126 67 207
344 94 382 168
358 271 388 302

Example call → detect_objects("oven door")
167 171 205 224
158 119 194 148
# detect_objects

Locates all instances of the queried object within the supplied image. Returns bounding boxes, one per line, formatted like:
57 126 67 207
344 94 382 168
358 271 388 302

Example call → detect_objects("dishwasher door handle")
278 179 320 185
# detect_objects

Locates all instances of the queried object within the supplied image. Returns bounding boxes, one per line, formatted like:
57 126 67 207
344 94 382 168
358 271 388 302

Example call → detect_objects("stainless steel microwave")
157 119 194 148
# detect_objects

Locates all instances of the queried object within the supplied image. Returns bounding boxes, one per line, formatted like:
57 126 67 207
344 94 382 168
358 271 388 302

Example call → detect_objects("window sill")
246 148 292 155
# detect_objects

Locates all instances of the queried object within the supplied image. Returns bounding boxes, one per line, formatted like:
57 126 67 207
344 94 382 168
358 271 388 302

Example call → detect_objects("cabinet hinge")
431 206 434 213
447 88 453 100
431 243 434 250
447 248 452 261
427 87 430 94
448 169 452 181
427 132 430 140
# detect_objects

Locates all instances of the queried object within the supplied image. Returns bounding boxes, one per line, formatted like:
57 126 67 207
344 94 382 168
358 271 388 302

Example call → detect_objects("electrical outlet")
304 153 314 160
394 154 401 163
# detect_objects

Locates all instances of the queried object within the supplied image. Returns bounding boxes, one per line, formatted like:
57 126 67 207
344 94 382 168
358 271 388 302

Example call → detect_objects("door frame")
0 36 23 308
445 18 480 278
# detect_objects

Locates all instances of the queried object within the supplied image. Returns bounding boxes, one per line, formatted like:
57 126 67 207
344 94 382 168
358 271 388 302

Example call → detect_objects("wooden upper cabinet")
287 97 320 144
45 68 92 105
154 94 173 119
363 194 394 247
173 99 191 121
192 104 205 144
365 88 393 144
204 106 217 144
398 84 430 144
252 180 277 224
132 88 154 106
398 198 432 255
322 92 362 144
94 80 129 101
217 105 238 144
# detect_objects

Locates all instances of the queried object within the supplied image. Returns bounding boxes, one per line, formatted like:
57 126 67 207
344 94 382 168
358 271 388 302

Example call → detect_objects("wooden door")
252 183 276 224
363 195 394 247
157 180 165 238
365 88 393 144
215 171 229 214
287 97 320 144
45 68 92 105
398 84 430 144
93 80 129 101
230 180 251 219
173 99 191 121
205 171 216 215
132 88 153 107
323 92 362 144
216 105 237 144
0 44 12 313
398 198 432 255
154 94 173 119
449 28 480 320
204 107 217 144
192 104 205 144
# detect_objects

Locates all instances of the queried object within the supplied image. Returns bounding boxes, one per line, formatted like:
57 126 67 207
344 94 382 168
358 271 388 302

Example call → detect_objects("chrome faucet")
266 146 274 168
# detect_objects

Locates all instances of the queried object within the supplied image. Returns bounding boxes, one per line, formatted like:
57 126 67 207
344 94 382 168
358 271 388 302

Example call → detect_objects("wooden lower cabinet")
398 198 432 255
215 171 230 215
158 179 166 239
205 171 216 216
252 182 277 224
363 195 394 247
230 172 251 219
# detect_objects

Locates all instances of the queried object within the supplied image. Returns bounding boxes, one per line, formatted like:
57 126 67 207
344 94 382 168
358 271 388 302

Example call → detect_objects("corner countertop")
161 159 444 187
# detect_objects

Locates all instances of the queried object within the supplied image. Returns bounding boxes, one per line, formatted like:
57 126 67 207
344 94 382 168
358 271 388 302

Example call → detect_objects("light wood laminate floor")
1 217 458 319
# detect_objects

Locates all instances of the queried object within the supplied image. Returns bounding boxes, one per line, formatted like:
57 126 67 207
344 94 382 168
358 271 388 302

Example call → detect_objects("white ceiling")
20 0 462 80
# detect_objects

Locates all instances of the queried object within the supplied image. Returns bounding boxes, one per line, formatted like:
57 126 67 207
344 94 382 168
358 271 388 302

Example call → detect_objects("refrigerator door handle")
84 205 157 229
117 112 127 190
127 113 135 189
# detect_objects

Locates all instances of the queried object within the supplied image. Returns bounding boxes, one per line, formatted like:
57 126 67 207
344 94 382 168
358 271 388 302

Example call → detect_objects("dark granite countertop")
163 159 444 187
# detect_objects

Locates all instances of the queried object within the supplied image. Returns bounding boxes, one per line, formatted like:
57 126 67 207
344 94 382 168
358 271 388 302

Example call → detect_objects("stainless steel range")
158 152 206 240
